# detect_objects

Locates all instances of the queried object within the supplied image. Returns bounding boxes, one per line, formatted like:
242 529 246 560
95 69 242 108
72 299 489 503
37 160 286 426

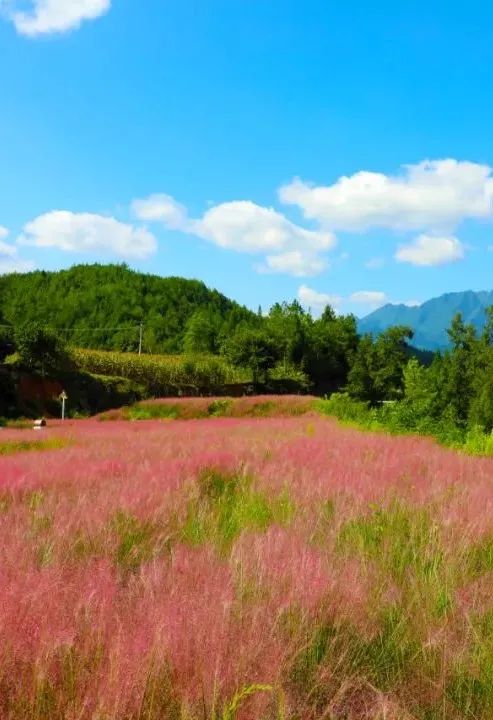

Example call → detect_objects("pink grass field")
2 406 493 719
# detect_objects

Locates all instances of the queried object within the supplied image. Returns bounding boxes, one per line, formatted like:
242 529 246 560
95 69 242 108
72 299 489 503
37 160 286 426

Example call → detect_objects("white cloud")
0 226 9 240
131 194 188 230
18 211 157 259
260 251 328 277
395 234 465 266
279 159 493 233
297 286 422 316
297 285 342 311
349 291 388 309
133 194 336 277
7 0 110 36
194 201 334 254
0 240 17 258
297 286 399 315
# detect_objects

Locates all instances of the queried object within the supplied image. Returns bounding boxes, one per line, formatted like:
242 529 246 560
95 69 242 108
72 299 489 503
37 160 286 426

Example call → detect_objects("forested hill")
0 264 256 354
358 290 493 350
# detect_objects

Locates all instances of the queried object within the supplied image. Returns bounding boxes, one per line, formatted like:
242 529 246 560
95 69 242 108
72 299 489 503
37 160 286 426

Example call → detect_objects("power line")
0 323 143 332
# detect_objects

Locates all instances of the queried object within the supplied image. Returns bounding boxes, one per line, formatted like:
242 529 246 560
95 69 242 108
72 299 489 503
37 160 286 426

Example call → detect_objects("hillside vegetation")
3 265 493 456
72 348 246 392
0 263 360 398
0 263 255 354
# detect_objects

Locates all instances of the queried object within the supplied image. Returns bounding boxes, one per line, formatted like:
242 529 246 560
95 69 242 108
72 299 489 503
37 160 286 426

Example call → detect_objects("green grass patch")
337 503 454 622
288 607 422 712
110 510 172 572
464 534 493 580
0 437 69 455
126 403 181 420
338 503 444 584
180 467 295 551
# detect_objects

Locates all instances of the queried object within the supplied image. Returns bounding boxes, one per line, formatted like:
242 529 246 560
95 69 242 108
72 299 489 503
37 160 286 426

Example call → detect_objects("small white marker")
59 391 68 421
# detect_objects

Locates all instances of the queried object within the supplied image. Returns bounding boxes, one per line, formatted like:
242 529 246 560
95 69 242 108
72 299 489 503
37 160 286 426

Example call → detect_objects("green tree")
347 326 413 404
223 328 280 384
372 325 414 400
346 334 378 403
15 322 69 375
306 310 358 393
0 319 14 363
183 310 221 354
469 353 493 431
443 313 477 425
469 307 493 430
388 357 442 431
266 301 311 369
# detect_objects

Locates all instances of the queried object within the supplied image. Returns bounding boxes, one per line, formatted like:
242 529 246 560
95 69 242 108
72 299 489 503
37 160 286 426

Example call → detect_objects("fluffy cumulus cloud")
132 160 493 274
0 240 16 258
0 226 9 240
18 211 157 259
133 194 336 277
395 234 465 266
279 160 493 233
131 194 188 230
297 284 342 310
195 201 333 254
6 0 110 36
261 251 328 277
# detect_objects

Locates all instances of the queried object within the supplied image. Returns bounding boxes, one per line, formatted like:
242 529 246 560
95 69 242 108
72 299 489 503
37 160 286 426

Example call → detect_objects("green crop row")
71 348 249 395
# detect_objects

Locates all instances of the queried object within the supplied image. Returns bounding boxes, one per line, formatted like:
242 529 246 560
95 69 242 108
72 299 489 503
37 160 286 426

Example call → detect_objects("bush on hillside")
14 322 71 375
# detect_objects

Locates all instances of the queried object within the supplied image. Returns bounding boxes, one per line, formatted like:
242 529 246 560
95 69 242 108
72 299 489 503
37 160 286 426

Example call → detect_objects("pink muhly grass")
2 414 493 717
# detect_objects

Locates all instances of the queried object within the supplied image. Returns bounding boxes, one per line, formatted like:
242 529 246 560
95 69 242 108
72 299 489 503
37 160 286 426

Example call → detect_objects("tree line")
2 263 493 439
0 264 360 392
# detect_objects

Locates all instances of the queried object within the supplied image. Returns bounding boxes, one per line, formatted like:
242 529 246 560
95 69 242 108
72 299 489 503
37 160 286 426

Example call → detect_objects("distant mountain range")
358 291 493 350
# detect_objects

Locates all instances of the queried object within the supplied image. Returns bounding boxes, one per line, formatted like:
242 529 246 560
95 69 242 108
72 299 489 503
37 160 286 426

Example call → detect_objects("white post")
60 391 68 421
139 322 143 355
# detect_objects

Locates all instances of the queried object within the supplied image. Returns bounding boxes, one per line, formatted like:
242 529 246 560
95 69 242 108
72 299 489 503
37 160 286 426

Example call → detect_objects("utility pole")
138 322 144 355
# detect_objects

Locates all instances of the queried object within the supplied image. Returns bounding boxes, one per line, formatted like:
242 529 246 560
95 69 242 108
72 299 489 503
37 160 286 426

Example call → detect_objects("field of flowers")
2 399 493 719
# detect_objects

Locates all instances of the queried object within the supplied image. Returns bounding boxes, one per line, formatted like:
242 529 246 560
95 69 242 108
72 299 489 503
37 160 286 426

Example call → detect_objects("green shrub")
316 393 378 428
462 425 493 456
15 322 71 375
269 362 311 390
319 392 493 457
207 399 232 416
127 403 180 420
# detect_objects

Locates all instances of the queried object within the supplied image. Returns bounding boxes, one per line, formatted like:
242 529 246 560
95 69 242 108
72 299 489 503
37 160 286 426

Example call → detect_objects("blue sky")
1 0 493 317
